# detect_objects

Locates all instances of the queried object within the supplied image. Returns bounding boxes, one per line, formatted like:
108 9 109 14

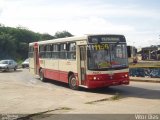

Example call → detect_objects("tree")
54 31 73 38
40 33 55 40
0 24 73 61
0 33 17 59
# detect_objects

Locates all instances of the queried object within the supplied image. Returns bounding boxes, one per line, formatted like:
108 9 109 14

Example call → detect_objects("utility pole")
158 35 160 60
132 42 135 58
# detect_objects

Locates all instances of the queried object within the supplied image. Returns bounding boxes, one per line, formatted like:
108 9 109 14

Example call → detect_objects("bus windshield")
87 43 128 70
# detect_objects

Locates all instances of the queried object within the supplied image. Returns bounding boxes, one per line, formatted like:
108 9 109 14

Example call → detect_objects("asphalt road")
0 69 160 119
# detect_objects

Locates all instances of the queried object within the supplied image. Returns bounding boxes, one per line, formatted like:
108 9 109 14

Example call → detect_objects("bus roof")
29 35 88 46
29 34 125 46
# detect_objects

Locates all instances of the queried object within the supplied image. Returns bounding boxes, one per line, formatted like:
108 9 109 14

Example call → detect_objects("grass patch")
60 107 72 110
85 93 121 104
110 93 121 100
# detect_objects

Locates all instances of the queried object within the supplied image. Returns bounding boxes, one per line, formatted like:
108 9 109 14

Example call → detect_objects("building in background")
141 45 160 60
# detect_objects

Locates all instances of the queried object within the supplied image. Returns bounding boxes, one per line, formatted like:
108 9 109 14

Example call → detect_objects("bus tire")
39 69 45 82
69 74 79 90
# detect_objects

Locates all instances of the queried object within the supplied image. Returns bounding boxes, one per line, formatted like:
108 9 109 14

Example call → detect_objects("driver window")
9 61 12 65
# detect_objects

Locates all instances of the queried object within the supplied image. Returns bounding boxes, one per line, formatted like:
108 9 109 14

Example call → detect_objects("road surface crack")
85 93 122 104
16 107 72 120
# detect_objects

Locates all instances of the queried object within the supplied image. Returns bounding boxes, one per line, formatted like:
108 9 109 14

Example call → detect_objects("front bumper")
0 67 7 71
84 72 130 88
86 79 129 88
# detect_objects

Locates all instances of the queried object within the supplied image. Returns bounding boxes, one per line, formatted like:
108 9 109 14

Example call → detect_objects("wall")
129 68 160 78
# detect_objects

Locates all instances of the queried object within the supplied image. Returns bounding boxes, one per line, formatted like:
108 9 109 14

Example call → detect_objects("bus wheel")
69 74 79 90
39 69 45 82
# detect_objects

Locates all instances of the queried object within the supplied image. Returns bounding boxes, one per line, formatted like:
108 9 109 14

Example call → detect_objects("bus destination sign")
88 35 126 43
92 44 109 50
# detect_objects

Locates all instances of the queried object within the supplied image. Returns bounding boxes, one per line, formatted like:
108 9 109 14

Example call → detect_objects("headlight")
125 74 128 77
93 77 97 80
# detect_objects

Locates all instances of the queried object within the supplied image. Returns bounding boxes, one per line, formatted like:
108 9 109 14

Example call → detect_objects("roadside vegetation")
129 60 160 68
0 23 73 62
85 93 122 104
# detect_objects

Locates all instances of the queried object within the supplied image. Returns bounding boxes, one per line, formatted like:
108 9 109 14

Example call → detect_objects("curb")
130 79 160 83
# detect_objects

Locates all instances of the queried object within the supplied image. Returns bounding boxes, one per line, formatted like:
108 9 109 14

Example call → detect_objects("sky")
0 0 160 47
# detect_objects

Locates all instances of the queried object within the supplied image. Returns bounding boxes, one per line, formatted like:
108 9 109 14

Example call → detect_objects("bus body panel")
29 58 35 74
44 68 61 82
39 59 78 83
41 59 60 81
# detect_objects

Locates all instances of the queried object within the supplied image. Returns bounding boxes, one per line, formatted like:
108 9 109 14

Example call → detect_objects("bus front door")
34 45 39 75
79 46 86 85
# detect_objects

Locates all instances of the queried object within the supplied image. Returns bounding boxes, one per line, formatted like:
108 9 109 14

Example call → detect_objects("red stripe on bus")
43 68 78 83
42 68 129 88
86 72 129 88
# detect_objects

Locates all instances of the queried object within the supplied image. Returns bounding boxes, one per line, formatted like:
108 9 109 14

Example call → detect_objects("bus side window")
60 43 67 59
52 44 59 59
46 44 52 58
50 44 53 58
39 45 45 58
29 46 34 58
41 45 45 58
68 43 76 59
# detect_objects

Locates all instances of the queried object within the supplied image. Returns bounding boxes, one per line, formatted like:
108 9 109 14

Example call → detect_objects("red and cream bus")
29 34 129 89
